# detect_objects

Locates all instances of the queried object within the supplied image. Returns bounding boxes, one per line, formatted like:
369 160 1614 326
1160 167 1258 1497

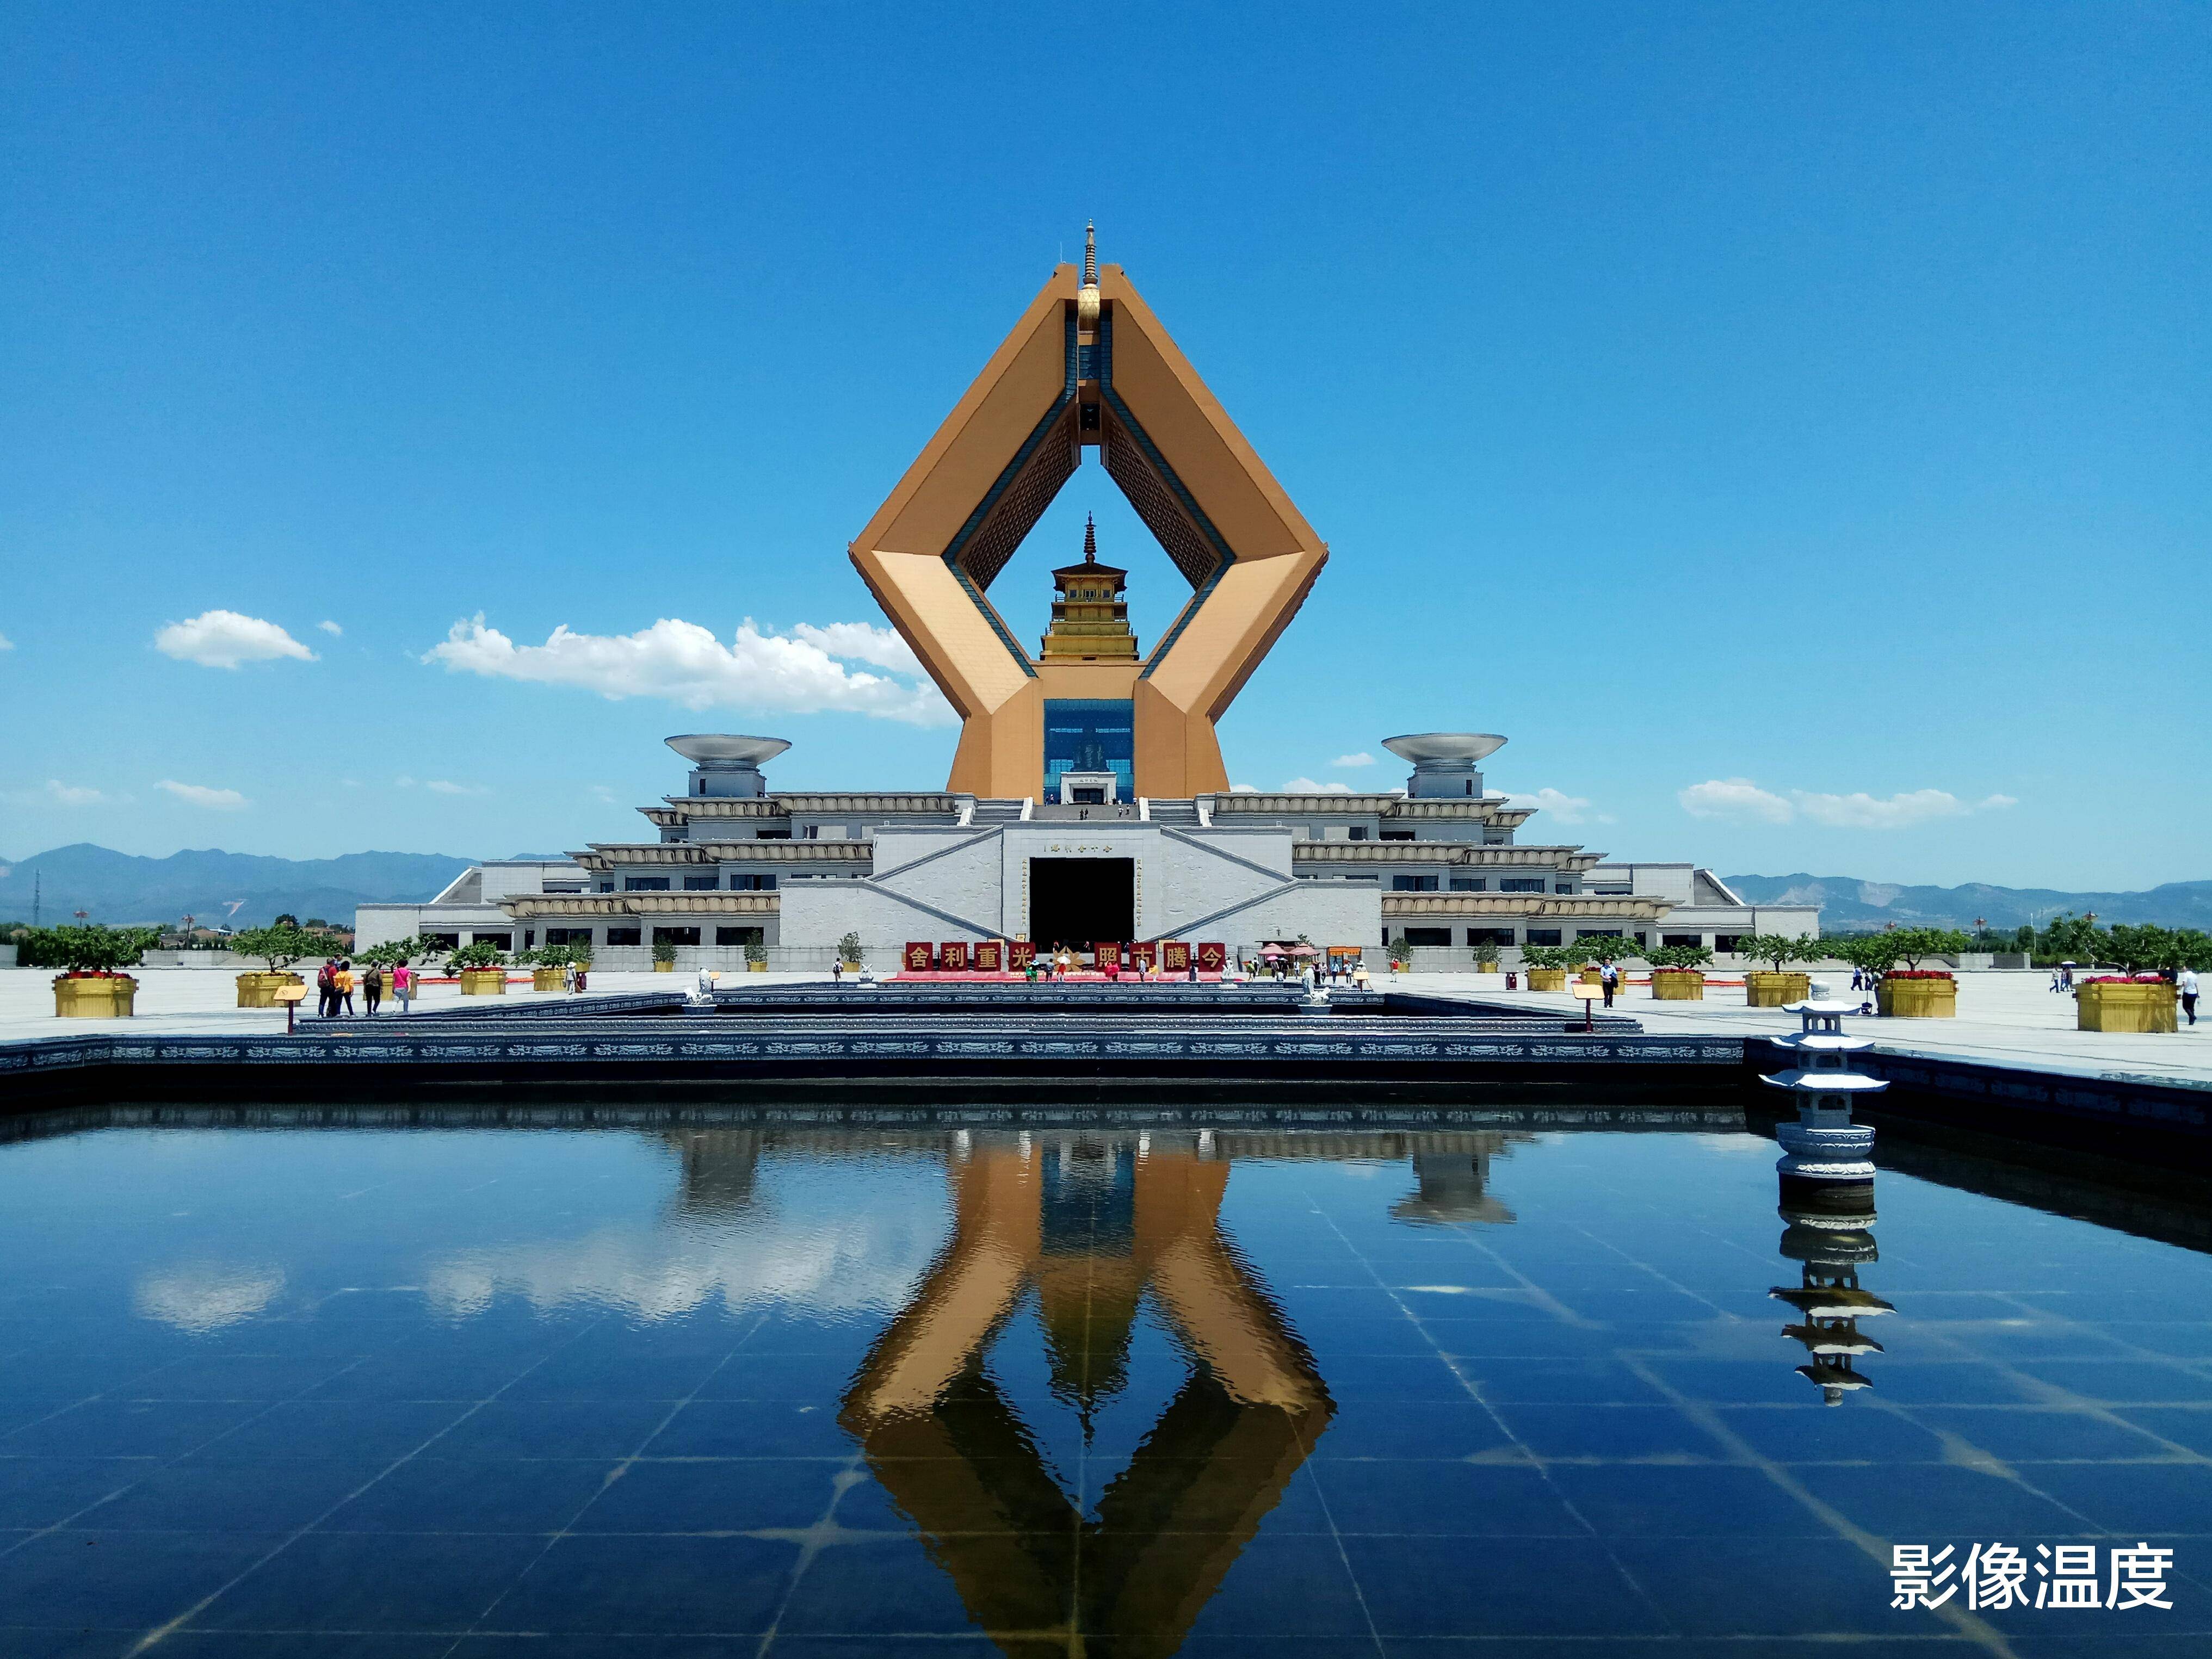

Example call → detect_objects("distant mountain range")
1723 874 2212 932
0 845 479 929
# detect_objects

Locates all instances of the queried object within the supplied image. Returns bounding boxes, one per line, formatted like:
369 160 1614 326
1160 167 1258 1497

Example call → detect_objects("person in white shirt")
2182 966 2200 1027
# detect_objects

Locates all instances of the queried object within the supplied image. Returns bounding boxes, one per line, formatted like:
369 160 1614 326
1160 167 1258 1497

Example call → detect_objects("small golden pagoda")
1039 515 1138 661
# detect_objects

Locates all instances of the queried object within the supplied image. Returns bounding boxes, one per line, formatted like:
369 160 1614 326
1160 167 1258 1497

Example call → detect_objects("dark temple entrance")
1028 858 1135 952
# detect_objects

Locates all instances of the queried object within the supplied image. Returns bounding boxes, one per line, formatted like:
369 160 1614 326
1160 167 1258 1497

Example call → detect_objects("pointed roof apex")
1082 221 1097 287
1083 512 1097 564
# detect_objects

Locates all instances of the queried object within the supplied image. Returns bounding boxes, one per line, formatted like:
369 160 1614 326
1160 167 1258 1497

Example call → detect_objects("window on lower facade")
1348 827 1368 841
1380 830 1414 841
597 882 614 893
756 830 792 840
1524 929 1562 946
523 931 535 948
1662 933 1703 947
715 926 764 948
652 926 701 948
1577 929 1623 940
1499 877 1544 893
470 933 512 950
1714 934 1744 954
1554 883 1575 894
682 875 719 891
417 932 460 951
1391 875 1439 892
604 927 641 947
1466 928 1515 947
1402 928 1451 947
624 876 671 892
1449 878 1487 892
545 928 592 946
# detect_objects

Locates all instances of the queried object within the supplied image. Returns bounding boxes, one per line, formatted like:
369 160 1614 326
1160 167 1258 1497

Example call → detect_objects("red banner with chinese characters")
904 942 934 972
1160 940 1191 973
1094 942 1123 970
940 940 969 971
1196 942 1227 973
974 940 1003 972
1129 942 1158 973
1008 940 1037 969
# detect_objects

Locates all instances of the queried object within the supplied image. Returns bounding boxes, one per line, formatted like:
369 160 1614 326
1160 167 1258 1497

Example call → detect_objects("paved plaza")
1 967 2204 1090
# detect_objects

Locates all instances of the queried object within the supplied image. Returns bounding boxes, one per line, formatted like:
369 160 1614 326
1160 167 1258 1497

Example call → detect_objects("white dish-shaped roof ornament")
1381 733 1509 766
665 734 792 767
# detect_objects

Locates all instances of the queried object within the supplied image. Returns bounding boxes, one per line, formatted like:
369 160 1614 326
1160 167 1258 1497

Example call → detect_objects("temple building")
356 229 1816 966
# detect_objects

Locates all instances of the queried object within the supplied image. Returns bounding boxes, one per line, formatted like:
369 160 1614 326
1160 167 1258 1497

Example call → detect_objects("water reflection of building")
839 1131 1333 1658
664 1129 767 1217
1390 1138 1529 1226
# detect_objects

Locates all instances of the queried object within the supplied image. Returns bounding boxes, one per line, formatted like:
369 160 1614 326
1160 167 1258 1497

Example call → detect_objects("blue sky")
2 3 2204 888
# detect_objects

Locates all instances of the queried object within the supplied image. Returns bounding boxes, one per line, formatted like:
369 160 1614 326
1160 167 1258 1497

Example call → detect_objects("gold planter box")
653 960 677 973
2078 981 2177 1033
532 968 566 992
234 971 306 1009
1527 969 1567 992
1651 971 1706 1001
1879 977 1956 1018
459 968 508 996
747 960 768 973
1745 971 1811 1007
54 974 137 1018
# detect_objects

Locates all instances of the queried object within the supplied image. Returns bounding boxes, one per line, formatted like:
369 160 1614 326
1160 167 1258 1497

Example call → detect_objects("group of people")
1248 954 1369 991
315 958 413 1018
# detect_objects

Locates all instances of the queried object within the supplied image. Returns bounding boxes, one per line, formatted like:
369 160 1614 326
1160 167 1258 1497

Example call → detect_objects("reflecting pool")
1 1119 2207 1655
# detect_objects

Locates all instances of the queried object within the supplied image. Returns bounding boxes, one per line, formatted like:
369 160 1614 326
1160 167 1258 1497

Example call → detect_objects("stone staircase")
1145 797 1202 827
971 798 1030 825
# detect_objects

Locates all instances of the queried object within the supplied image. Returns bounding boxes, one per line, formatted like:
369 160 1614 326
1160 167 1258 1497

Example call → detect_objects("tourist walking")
316 958 336 1018
832 957 843 985
361 964 382 1016
393 961 413 1013
2182 966 2200 1027
1600 961 1618 1008
336 961 355 1015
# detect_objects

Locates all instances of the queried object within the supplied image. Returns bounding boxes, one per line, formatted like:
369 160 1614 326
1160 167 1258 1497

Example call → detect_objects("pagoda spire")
1083 512 1097 565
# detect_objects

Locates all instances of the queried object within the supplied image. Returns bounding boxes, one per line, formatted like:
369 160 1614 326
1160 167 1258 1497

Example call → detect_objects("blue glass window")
1043 699 1134 797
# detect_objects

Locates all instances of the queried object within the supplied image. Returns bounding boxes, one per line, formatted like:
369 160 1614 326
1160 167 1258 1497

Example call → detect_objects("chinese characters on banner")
1160 941 1191 973
903 942 934 972
1195 942 1227 973
1892 1544 2172 1612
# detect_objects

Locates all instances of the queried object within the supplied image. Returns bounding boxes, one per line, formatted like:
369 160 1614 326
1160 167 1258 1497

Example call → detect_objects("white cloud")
1794 788 1969 830
425 779 487 796
1679 777 2018 830
1330 752 1375 769
1229 783 1259 794
1505 787 1596 825
1281 777 1355 795
0 632 13 651
1678 777 1796 824
424 614 953 727
155 609 318 669
157 779 249 810
589 784 618 804
134 1264 285 1332
788 621 922 675
42 780 114 806
316 620 343 637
